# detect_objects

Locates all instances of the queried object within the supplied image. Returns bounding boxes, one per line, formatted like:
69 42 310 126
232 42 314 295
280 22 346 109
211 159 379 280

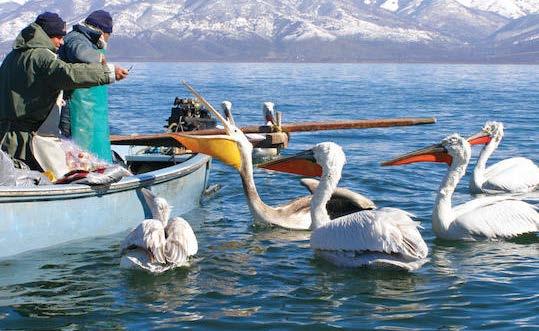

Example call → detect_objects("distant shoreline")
105 59 539 65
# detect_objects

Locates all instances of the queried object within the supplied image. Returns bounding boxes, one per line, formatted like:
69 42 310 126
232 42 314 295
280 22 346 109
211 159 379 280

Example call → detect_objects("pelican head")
467 121 504 146
258 142 346 179
382 134 470 167
142 188 171 225
221 101 235 126
222 101 232 112
312 142 346 177
263 102 276 125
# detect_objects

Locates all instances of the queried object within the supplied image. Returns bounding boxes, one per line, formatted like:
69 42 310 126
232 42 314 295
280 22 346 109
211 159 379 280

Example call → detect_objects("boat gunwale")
0 153 211 200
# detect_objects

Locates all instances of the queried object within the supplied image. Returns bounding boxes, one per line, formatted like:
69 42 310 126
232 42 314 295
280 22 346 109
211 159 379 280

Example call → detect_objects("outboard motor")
165 97 217 132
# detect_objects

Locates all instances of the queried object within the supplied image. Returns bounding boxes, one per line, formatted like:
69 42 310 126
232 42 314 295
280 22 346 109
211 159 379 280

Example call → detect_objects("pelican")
467 121 539 194
259 142 428 271
262 102 276 126
257 102 280 158
221 101 267 145
383 134 539 241
175 83 374 230
120 189 198 273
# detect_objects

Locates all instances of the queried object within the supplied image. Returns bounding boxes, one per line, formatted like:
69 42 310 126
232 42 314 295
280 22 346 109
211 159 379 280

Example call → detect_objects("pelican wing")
310 208 428 260
269 195 312 230
482 157 539 193
454 197 539 239
300 178 376 217
164 217 198 265
120 219 167 264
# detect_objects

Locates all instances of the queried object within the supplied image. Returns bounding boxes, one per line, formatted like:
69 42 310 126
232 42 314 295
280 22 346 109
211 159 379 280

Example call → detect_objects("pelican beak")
257 149 322 177
467 131 492 145
141 188 156 203
179 82 244 170
381 143 452 166
141 188 159 215
173 134 243 170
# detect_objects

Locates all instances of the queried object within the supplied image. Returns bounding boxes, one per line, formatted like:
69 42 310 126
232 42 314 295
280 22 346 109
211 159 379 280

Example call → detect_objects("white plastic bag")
0 150 50 186
0 150 17 186
31 136 131 185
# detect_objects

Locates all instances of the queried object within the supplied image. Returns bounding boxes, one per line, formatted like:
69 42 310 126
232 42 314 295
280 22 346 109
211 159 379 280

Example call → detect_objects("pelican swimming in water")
383 134 539 241
120 189 198 273
467 121 539 194
259 142 428 271
174 82 374 230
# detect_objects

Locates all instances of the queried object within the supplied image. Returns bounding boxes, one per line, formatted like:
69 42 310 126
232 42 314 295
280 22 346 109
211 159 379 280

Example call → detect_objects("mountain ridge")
1 0 538 63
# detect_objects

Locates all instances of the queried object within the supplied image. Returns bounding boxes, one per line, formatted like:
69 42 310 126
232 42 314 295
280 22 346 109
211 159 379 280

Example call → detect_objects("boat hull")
0 153 211 258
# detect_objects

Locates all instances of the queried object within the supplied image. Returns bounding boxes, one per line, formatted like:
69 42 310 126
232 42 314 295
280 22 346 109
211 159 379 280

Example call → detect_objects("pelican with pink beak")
383 134 538 241
258 142 428 271
467 121 539 194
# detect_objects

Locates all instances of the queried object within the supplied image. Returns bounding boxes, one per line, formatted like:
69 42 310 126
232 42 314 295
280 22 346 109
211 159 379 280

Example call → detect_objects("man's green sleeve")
37 49 113 90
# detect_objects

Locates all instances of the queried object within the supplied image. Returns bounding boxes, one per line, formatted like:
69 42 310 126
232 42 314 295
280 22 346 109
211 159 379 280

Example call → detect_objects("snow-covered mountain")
455 0 539 19
1 0 538 62
374 0 539 19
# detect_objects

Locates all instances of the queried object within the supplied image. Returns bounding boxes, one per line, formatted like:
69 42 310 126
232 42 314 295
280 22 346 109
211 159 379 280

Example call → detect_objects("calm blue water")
1 63 538 329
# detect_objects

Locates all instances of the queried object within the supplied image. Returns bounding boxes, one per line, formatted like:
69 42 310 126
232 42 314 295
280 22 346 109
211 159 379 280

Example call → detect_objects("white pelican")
176 83 374 230
220 101 267 147
467 121 539 194
383 134 539 241
259 142 428 271
262 102 276 126
120 189 198 273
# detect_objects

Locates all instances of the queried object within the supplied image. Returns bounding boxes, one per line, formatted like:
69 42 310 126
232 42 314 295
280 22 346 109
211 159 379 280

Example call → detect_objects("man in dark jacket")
59 10 113 65
58 10 114 137
0 12 128 170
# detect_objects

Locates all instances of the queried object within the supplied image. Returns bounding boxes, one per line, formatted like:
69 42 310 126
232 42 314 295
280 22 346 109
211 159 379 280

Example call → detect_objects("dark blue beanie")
35 12 66 37
85 10 113 33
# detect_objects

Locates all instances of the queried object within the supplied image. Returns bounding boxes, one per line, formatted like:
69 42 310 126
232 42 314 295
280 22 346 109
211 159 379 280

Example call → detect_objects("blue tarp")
69 84 112 162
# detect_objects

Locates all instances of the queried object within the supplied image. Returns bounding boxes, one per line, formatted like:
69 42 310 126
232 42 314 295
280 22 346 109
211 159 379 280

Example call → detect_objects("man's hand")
114 66 129 81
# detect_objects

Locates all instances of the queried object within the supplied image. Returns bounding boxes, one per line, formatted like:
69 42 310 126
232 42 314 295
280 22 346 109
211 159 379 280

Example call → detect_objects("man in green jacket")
0 12 128 170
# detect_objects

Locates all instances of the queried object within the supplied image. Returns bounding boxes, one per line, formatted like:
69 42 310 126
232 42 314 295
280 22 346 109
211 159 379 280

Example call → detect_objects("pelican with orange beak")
259 142 428 270
383 134 539 241
176 82 374 230
467 121 539 194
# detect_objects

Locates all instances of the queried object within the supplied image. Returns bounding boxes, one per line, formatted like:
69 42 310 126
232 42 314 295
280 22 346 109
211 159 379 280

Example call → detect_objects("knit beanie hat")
35 12 67 37
85 10 113 33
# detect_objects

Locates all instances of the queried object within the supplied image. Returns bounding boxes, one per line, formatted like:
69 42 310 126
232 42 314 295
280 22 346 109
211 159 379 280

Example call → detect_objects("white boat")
0 148 211 258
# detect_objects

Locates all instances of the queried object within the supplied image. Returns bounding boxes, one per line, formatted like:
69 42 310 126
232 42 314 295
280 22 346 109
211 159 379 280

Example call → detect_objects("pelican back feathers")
120 219 167 264
311 208 428 261
165 217 199 259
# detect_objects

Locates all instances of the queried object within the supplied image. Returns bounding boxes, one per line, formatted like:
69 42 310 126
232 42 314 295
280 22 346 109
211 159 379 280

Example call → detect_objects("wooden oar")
110 117 436 147
189 117 436 135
